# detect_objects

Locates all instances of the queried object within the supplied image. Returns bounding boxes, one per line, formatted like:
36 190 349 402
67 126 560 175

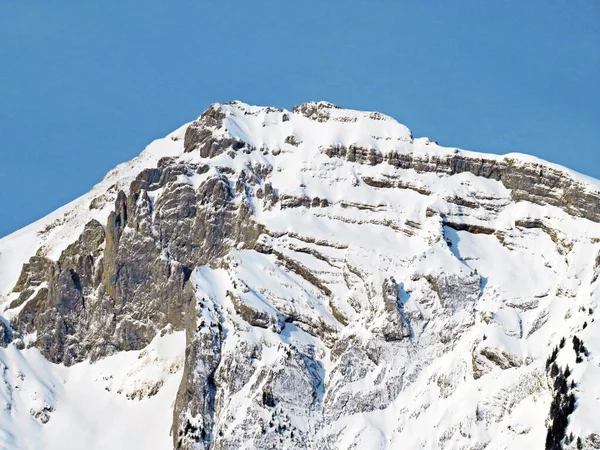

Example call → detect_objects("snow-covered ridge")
207 100 600 192
1 99 598 291
1 101 599 449
179 101 600 228
1 99 598 343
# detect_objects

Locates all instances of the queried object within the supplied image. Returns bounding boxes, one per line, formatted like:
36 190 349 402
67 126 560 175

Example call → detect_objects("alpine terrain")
1 101 599 450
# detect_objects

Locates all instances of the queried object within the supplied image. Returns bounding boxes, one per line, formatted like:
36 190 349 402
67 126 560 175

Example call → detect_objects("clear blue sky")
1 1 599 238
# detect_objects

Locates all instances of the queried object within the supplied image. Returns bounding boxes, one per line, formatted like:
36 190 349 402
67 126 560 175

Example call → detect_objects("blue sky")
1 1 599 238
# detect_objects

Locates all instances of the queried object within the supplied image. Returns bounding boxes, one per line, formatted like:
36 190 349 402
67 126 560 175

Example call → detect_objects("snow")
0 101 599 448
0 331 185 450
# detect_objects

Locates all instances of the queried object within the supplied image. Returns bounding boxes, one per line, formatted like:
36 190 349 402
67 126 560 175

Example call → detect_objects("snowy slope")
0 101 599 450
0 330 185 450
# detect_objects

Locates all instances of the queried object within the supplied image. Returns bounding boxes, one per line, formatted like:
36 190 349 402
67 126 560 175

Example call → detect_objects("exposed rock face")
10 161 262 365
383 152 600 223
173 290 223 450
2 101 600 449
292 101 341 122
372 277 411 341
0 320 11 347
321 144 600 224
472 347 522 380
184 104 251 157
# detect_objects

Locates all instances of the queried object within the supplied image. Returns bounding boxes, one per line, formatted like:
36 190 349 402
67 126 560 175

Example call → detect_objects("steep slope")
1 101 599 450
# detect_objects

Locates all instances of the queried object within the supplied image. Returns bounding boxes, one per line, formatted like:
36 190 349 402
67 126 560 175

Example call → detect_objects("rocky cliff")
1 101 599 449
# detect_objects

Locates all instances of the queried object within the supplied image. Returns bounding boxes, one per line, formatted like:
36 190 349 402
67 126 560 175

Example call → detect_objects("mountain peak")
0 101 599 449
179 101 600 223
188 100 600 190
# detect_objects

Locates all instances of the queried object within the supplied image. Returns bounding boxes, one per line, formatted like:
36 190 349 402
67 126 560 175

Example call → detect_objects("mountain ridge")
0 101 599 449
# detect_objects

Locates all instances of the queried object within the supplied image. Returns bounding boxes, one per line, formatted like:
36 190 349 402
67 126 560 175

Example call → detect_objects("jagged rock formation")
1 101 599 450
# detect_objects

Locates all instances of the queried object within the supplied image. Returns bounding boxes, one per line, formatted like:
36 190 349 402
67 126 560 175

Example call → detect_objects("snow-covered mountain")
1 101 599 450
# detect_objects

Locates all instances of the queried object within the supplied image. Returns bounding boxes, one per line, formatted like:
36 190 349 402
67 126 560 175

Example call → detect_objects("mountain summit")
1 101 599 449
